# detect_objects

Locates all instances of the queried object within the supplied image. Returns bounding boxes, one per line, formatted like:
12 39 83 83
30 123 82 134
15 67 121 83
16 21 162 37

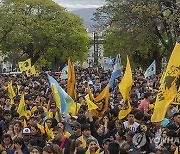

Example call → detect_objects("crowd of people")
0 66 179 154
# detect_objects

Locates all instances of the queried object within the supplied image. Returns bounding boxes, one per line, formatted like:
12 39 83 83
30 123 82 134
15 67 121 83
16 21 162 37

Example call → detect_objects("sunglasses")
72 128 79 131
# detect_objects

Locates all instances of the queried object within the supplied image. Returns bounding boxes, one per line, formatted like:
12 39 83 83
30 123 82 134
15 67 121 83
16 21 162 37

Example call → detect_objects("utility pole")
94 32 98 66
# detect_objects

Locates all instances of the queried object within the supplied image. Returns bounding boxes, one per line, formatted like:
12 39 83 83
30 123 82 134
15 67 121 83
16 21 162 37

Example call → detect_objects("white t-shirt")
123 121 140 132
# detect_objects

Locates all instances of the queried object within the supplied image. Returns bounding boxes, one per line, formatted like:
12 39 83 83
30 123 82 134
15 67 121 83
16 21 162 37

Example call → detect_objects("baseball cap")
73 122 81 129
102 138 111 144
71 116 78 120
78 108 84 113
22 128 31 135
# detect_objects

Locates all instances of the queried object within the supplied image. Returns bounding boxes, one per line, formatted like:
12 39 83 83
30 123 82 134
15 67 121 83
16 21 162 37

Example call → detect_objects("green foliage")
94 0 180 71
0 0 90 69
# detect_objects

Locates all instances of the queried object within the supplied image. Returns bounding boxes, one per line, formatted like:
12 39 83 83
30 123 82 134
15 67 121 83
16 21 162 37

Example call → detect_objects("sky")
53 0 105 11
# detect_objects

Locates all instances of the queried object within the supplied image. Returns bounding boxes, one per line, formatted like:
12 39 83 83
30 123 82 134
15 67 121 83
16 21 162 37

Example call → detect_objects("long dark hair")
1 134 13 146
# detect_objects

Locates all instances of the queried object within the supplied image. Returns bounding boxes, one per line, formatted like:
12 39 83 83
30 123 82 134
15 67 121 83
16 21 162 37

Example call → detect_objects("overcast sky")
53 0 105 11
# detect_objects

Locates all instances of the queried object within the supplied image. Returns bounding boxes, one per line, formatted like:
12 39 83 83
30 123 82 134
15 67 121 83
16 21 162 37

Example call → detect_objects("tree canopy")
94 0 180 70
0 0 90 70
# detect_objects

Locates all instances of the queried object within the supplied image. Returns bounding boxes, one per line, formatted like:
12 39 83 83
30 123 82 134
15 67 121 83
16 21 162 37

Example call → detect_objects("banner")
67 58 76 100
151 42 180 122
118 56 133 119
144 60 156 78
18 58 31 72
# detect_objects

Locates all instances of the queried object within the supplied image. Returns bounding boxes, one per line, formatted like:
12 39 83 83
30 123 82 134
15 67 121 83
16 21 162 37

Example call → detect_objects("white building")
0 51 12 73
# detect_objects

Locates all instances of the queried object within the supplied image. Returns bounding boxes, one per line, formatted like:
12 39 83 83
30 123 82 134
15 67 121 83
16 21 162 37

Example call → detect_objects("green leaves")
0 0 89 69
94 0 179 71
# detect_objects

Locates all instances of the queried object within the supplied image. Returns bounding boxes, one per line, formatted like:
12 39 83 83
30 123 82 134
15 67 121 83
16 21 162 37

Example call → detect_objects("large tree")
0 0 89 69
94 0 180 70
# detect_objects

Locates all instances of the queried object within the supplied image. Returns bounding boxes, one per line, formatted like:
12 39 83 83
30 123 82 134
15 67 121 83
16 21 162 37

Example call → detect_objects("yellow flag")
45 123 54 140
82 135 86 148
47 111 53 118
17 85 21 95
23 119 27 128
64 131 71 138
118 56 133 119
139 67 143 73
67 58 76 100
85 148 100 154
174 147 178 154
82 62 86 68
18 58 31 72
37 123 45 134
92 84 109 116
69 102 81 116
26 66 36 77
17 94 27 118
85 95 98 111
8 81 16 104
151 42 180 122
87 84 94 100
51 84 60 109
172 86 180 104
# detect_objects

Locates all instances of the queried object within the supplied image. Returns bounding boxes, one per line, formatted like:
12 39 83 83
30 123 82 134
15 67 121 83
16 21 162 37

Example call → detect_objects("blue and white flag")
108 56 113 69
60 65 68 80
144 60 156 78
48 75 73 114
109 55 122 88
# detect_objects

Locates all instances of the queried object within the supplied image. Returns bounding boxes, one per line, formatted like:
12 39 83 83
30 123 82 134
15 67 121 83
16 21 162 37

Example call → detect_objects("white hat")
22 128 31 135
71 116 78 120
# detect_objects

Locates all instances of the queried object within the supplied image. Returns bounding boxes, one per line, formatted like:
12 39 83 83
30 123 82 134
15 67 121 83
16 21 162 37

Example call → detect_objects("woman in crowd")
29 146 42 154
86 139 100 154
7 121 22 140
115 130 127 148
30 125 45 148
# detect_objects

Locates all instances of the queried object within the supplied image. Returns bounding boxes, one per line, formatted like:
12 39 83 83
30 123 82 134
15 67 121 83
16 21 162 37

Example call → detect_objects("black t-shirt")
167 122 179 131
69 134 81 140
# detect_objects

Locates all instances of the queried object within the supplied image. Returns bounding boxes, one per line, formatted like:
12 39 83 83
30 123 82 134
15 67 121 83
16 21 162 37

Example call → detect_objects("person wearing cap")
100 138 111 154
69 116 78 126
22 128 31 146
70 122 82 140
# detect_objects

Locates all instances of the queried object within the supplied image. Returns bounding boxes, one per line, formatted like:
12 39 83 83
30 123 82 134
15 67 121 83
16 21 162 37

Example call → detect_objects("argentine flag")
108 56 113 69
48 75 73 114
144 60 156 78
60 65 68 80
109 55 122 88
